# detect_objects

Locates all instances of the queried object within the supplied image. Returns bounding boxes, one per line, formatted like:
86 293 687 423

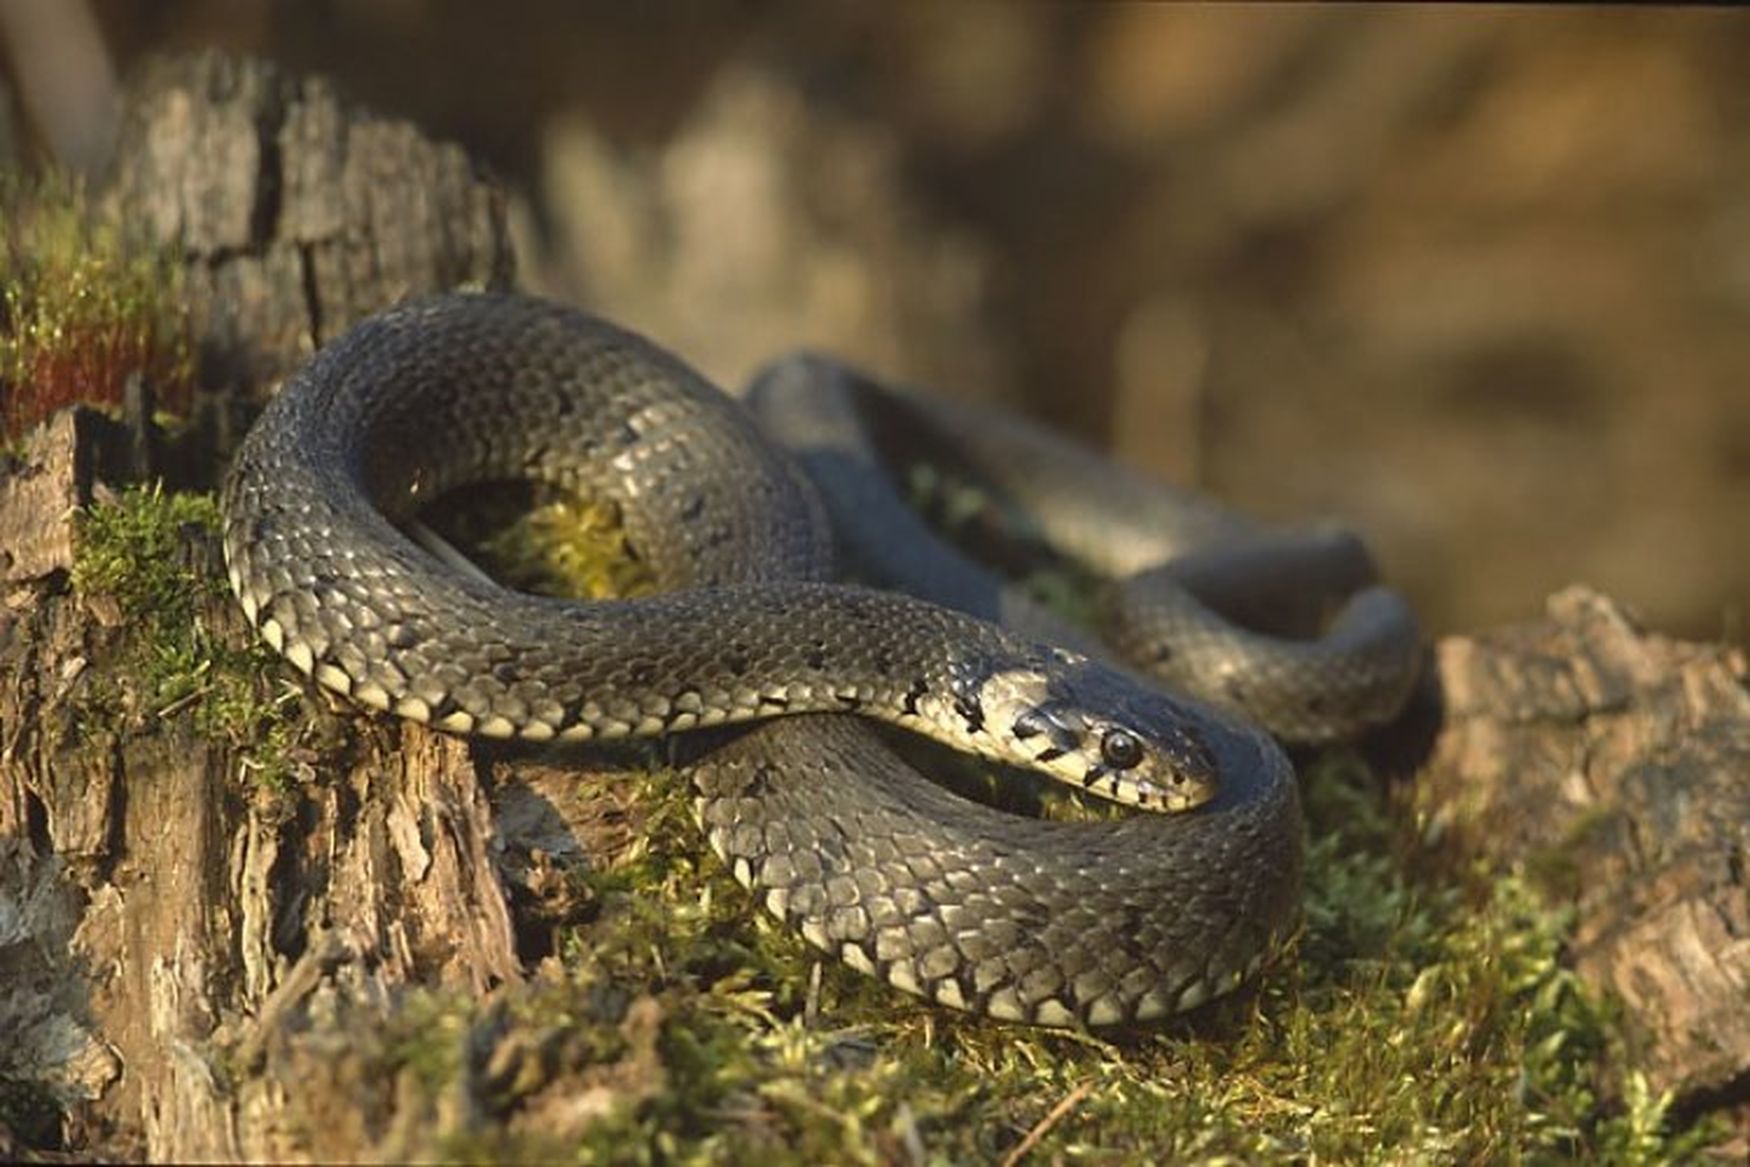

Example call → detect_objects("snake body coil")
220 292 1409 1027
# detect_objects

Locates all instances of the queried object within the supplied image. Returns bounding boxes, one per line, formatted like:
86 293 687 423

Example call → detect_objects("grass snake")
221 292 1419 1027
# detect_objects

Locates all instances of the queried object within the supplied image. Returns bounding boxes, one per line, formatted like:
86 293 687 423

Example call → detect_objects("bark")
0 52 603 1161
0 407 648 1160
1408 588 1750 1102
103 49 514 447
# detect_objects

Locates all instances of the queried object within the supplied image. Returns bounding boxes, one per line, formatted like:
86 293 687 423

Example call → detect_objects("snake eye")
1100 728 1144 770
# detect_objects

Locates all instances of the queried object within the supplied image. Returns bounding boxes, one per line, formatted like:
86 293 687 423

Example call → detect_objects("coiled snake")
221 292 1420 1027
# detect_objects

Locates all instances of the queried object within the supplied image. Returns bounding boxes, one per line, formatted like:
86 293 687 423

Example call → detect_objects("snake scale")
221 291 1420 1027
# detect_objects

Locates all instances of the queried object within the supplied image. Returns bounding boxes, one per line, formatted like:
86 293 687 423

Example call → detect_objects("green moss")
380 991 477 1095
260 759 1720 1163
0 172 195 442
426 482 659 601
70 484 218 618
70 483 300 786
318 734 1712 1162
458 749 1714 1165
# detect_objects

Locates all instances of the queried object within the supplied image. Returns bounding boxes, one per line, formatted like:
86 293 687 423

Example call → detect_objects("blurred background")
2 1 1746 642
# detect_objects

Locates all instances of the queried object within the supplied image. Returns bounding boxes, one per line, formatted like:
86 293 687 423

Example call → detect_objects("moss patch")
0 174 194 443
299 746 1720 1165
70 484 300 786
548 764 1724 1161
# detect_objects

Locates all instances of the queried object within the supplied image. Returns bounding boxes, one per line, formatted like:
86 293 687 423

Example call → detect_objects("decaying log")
0 52 563 1160
0 406 644 1160
1415 587 1750 1101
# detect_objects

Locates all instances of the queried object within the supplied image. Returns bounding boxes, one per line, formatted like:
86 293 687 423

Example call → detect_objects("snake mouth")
1108 767 1217 813
1041 741 1218 813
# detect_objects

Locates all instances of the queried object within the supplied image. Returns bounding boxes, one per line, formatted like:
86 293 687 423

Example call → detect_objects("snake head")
976 659 1220 812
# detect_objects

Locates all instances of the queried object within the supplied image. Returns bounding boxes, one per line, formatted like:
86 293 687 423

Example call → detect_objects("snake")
743 355 1422 745
220 291 1419 1027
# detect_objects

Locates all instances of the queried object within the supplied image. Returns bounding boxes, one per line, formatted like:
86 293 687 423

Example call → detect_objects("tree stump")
0 52 582 1161
103 49 513 435
0 410 501 1159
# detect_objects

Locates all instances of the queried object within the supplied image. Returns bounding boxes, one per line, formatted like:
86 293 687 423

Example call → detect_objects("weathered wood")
0 52 539 1159
1415 586 1750 1100
104 50 514 414
0 410 92 585
0 407 153 588
0 408 564 1159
